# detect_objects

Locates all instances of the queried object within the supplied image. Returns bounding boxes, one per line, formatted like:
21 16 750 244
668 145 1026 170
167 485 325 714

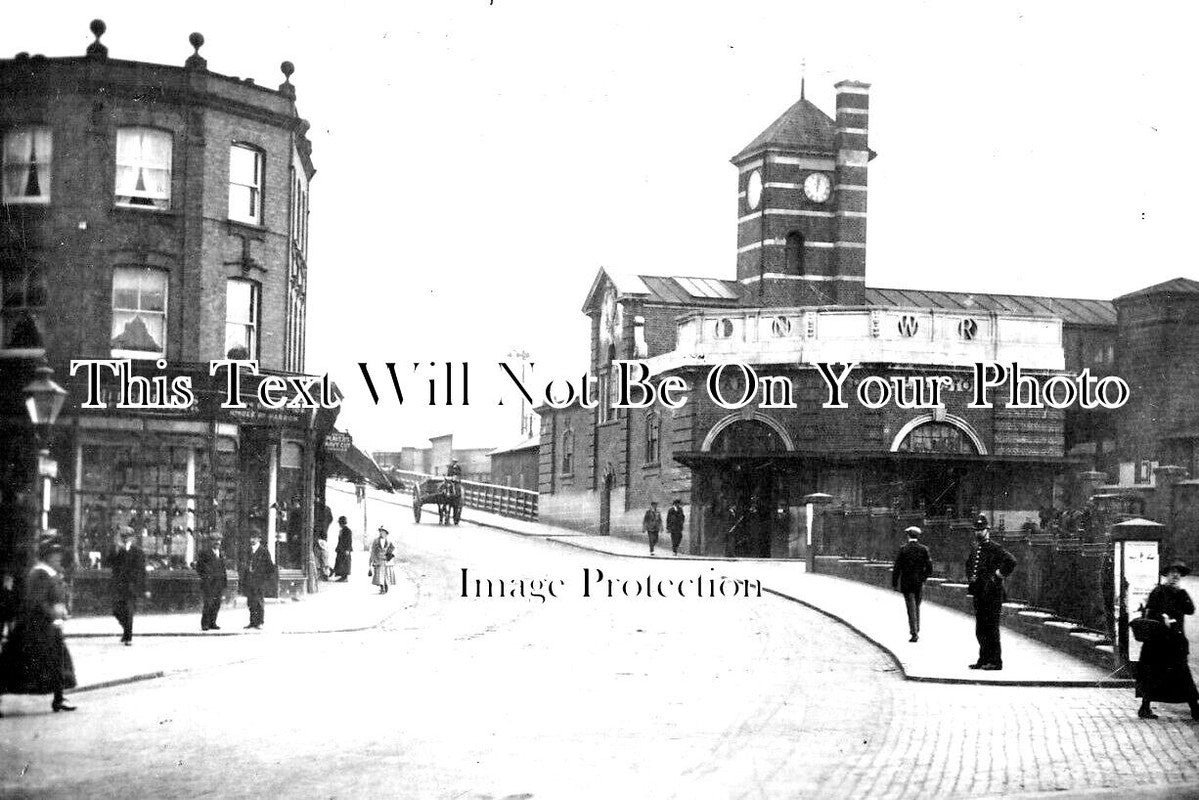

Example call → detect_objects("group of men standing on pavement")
892 514 1017 670
643 499 685 556
105 525 277 641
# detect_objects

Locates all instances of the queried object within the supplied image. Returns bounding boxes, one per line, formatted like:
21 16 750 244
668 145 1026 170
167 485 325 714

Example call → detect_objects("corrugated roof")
489 435 540 457
732 97 837 162
638 275 745 306
1115 277 1199 302
866 288 1116 326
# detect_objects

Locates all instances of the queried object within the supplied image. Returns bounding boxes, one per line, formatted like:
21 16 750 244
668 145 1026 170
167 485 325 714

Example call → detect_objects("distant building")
374 434 492 482
489 436 539 490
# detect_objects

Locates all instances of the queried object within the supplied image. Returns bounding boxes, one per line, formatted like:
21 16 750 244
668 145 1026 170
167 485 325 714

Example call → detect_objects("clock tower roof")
731 97 836 163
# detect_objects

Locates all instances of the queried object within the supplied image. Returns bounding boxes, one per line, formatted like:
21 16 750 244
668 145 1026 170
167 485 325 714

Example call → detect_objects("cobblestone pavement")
1 511 1197 799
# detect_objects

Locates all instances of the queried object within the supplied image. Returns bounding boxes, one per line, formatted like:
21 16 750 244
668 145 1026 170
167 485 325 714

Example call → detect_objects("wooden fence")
393 470 539 522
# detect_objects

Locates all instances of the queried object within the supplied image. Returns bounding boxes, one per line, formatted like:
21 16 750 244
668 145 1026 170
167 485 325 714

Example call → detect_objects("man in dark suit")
892 525 934 642
194 534 228 631
666 499 685 556
241 529 274 629
109 527 148 645
966 515 1017 670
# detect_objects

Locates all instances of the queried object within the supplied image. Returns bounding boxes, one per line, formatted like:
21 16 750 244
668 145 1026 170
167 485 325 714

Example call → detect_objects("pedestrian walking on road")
109 526 148 646
194 534 228 631
666 500 685 555
333 516 353 582
892 526 933 642
0 542 78 716
369 527 397 594
966 515 1016 671
1136 561 1199 720
644 501 662 555
241 529 275 629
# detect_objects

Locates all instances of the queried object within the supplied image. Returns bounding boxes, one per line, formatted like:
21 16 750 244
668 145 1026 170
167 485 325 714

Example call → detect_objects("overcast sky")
5 2 1196 451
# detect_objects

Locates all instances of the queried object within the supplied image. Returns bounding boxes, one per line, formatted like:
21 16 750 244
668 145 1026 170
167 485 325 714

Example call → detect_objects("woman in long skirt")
0 543 78 716
1136 560 1199 720
369 527 397 594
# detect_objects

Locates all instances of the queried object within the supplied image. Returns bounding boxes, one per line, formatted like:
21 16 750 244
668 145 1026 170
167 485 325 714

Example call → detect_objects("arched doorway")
891 418 982 516
707 419 788 558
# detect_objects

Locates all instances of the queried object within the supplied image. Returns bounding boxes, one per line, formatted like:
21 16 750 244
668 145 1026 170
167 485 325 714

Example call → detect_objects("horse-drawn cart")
412 477 463 525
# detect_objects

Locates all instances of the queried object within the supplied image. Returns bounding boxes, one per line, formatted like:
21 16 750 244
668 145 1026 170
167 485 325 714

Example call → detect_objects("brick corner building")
0 21 332 611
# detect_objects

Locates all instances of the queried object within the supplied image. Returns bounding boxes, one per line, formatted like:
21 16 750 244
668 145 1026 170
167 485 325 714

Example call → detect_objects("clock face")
746 170 763 210
803 171 832 203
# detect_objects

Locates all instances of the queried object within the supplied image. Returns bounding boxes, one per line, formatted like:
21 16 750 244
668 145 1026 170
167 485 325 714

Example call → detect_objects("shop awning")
328 442 394 491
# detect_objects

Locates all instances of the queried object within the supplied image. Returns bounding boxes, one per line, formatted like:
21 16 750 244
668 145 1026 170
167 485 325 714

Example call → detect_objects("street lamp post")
23 363 67 552
802 492 834 574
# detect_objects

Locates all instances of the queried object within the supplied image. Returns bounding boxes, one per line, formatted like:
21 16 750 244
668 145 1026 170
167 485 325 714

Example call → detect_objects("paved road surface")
2 512 1197 799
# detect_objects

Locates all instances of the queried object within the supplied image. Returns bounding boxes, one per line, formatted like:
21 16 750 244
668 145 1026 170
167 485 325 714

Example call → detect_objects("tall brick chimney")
832 80 870 305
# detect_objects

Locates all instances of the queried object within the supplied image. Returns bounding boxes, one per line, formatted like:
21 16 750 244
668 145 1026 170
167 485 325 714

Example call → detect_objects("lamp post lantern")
22 363 67 540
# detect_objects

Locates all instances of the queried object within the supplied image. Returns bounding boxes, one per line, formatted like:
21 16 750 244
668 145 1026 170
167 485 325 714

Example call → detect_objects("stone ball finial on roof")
278 61 296 99
185 31 207 70
87 19 109 59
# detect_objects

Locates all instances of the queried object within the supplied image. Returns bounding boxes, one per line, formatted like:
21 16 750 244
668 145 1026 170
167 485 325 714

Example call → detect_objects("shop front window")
276 441 306 570
76 437 232 571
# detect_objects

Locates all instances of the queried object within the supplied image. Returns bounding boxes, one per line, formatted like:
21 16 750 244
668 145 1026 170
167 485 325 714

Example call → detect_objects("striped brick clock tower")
731 79 872 307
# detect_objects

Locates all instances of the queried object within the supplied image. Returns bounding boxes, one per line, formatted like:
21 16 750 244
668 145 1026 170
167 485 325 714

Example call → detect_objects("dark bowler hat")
973 514 989 531
1161 560 1191 577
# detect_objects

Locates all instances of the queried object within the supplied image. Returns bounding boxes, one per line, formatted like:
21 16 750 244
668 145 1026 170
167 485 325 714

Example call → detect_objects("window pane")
2 127 52 203
112 268 166 356
115 128 171 208
229 146 260 185
226 280 253 323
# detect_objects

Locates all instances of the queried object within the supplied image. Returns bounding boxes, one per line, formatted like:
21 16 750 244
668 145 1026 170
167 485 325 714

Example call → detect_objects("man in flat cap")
893 526 934 642
966 514 1017 670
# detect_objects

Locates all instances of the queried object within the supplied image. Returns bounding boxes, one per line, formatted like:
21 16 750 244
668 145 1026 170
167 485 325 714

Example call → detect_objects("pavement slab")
449 503 1126 686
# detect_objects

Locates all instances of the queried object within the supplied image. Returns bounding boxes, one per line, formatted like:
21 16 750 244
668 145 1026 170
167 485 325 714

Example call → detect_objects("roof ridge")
868 285 1116 304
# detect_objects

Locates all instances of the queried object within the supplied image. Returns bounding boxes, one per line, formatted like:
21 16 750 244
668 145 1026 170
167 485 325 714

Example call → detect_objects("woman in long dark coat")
0 544 78 716
1136 560 1199 720
332 516 353 582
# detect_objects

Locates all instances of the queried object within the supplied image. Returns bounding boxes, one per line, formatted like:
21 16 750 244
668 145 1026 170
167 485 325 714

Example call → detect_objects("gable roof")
581 267 743 312
581 269 1117 326
732 97 837 162
1114 277 1199 302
